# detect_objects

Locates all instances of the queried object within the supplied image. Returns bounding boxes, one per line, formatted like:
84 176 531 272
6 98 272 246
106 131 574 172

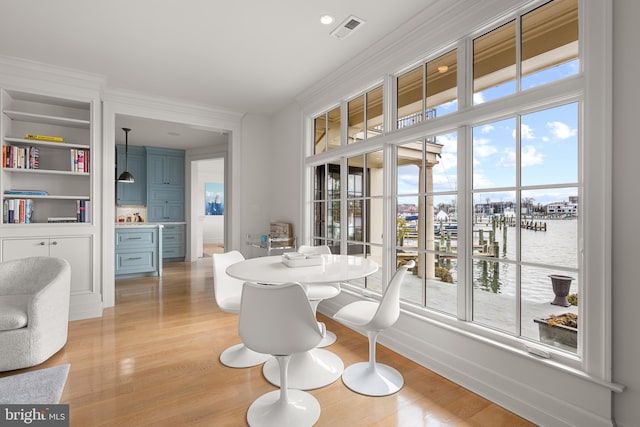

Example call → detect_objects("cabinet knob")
51 241 58 245
39 241 46 246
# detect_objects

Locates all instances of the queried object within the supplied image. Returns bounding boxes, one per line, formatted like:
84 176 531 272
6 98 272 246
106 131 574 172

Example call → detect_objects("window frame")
303 0 612 382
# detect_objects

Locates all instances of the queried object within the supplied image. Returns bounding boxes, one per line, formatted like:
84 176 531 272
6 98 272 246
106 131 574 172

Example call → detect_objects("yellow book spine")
25 134 64 143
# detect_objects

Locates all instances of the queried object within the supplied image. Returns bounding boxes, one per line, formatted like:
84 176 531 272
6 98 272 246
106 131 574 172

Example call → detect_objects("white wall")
611 1 640 425
239 114 272 257
269 103 304 241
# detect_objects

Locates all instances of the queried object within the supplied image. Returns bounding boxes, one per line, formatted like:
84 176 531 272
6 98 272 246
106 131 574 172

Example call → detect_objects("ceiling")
0 1 435 149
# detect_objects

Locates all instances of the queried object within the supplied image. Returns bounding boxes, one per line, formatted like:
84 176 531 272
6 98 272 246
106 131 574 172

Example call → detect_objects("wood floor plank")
1 257 534 426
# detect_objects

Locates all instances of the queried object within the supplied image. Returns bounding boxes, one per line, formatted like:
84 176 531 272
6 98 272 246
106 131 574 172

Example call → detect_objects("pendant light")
117 127 135 183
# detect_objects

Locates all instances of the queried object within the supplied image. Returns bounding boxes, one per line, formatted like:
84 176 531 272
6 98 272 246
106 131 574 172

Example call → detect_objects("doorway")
195 158 225 257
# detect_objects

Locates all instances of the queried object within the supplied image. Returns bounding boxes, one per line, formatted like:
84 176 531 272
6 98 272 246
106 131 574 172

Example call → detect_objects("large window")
309 0 590 360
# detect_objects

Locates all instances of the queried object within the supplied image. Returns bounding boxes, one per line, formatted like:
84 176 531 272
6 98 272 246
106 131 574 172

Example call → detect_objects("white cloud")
547 121 577 139
521 145 545 166
473 92 485 105
473 137 498 158
472 171 492 188
521 123 535 140
497 146 544 168
480 124 494 134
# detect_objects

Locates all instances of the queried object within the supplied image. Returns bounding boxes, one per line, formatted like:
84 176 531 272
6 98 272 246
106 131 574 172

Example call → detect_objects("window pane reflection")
397 66 423 129
348 95 364 144
327 106 341 151
473 20 516 104
522 0 579 89
367 86 384 137
426 49 457 117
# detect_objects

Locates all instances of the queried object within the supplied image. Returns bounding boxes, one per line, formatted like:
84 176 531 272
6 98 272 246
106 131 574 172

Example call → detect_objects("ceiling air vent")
330 15 365 40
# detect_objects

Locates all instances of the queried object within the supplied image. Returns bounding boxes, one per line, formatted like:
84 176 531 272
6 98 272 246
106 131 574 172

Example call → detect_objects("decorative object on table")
333 260 415 396
212 251 270 368
205 182 224 215
534 313 577 350
549 274 575 307
0 364 70 404
281 251 324 268
0 257 71 372
239 282 325 427
117 127 135 183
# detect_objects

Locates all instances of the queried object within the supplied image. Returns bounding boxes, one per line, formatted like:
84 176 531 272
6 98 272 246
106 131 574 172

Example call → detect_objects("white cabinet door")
1 238 50 260
50 237 92 294
2 236 91 294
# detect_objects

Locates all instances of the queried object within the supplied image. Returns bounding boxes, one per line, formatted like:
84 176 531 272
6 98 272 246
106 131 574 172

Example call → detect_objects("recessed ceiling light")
320 15 334 25
438 65 449 73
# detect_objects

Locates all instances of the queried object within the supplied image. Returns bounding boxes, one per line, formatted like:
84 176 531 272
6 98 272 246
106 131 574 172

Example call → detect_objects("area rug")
0 364 70 404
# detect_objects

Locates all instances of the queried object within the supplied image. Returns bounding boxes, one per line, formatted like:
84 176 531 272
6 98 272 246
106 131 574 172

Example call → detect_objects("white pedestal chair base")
341 362 404 397
263 348 344 390
247 389 320 427
317 330 337 347
220 343 271 368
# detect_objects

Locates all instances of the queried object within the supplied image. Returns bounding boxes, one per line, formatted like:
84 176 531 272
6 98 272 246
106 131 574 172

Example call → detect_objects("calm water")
473 219 578 301
423 219 578 301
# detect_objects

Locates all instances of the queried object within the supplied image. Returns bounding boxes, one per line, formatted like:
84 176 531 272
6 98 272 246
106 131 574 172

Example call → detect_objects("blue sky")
398 60 579 208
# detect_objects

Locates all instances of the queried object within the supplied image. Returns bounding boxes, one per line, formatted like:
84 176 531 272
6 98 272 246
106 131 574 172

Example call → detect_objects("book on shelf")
76 200 89 223
2 145 39 169
47 217 78 223
70 148 89 172
3 198 34 224
25 133 64 143
4 189 48 196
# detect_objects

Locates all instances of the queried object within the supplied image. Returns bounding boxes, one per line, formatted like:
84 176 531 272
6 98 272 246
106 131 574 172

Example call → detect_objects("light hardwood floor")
2 258 535 426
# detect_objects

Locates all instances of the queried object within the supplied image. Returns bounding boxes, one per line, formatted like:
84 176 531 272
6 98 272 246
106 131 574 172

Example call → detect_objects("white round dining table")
226 254 379 390
226 254 379 285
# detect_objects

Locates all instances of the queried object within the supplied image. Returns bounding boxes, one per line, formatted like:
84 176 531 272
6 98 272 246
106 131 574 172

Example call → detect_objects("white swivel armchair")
212 251 270 368
239 282 326 427
333 260 415 396
297 244 340 347
0 256 71 372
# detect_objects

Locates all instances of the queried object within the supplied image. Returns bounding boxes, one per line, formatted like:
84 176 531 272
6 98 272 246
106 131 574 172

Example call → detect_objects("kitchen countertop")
115 223 164 228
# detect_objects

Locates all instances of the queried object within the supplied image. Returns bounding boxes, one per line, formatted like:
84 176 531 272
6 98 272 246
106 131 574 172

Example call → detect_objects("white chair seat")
333 301 378 327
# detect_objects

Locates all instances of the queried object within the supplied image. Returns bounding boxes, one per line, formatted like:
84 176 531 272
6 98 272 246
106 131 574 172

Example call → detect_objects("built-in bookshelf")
1 89 92 224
